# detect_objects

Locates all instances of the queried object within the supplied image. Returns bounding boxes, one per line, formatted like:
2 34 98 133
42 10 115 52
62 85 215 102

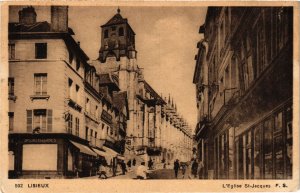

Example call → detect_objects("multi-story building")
8 6 128 179
193 7 293 179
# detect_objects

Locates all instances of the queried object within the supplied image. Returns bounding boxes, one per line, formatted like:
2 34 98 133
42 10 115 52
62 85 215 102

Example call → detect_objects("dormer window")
104 29 109 38
119 27 124 36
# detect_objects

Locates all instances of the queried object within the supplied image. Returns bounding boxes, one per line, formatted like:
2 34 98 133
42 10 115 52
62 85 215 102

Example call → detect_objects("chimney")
51 6 68 32
18 6 37 25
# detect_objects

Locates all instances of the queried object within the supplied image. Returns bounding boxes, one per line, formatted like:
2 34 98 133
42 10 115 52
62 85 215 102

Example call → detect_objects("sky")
9 6 207 132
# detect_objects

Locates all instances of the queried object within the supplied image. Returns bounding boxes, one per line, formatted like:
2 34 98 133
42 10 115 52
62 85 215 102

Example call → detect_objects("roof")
101 11 136 35
8 21 89 61
9 22 75 34
102 13 127 27
143 81 166 105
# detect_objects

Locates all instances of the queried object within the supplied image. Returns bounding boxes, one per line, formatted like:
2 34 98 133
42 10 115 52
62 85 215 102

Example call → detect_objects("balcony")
66 98 82 112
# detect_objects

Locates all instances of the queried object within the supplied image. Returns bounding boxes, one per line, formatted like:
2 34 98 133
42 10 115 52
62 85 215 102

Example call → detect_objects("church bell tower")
98 8 137 62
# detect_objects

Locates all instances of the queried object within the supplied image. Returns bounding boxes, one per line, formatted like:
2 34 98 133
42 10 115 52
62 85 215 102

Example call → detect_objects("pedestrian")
173 159 180 178
133 158 136 166
181 163 187 179
148 158 153 170
198 160 204 179
121 160 127 175
191 160 198 178
127 159 132 170
136 162 148 179
98 160 108 179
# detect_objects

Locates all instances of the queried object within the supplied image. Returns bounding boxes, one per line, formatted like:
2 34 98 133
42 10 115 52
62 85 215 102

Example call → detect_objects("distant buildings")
8 6 193 179
193 7 293 179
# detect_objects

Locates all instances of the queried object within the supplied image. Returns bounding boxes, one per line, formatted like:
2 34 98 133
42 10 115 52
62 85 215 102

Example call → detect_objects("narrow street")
83 165 195 180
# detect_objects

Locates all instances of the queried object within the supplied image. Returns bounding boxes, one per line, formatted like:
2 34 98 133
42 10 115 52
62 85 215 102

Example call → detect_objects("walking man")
173 159 180 179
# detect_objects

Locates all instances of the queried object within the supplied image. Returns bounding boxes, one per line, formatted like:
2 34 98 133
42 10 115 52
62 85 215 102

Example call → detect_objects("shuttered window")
47 109 52 132
26 109 52 132
27 110 32 132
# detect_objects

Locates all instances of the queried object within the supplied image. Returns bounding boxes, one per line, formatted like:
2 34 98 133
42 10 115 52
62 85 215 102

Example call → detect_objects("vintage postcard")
0 1 299 192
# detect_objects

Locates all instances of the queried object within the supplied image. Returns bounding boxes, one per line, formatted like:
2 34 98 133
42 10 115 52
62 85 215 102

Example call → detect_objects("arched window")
104 29 109 38
119 27 124 36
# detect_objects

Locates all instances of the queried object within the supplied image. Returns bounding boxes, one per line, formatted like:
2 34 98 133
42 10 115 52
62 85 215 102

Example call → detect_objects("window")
75 85 80 103
285 106 292 179
75 117 79 136
111 26 116 31
68 78 73 99
104 29 109 38
85 127 89 140
119 27 124 36
34 74 47 95
30 109 52 132
8 112 14 131
35 43 47 59
90 129 93 141
86 98 90 113
76 58 80 71
9 43 15 60
33 109 46 131
67 113 73 134
95 105 99 120
245 131 253 179
263 118 273 179
254 125 262 179
8 77 14 96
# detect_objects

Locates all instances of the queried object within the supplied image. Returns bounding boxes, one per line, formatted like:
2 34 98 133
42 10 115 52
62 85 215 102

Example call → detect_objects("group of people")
98 158 138 179
173 159 204 179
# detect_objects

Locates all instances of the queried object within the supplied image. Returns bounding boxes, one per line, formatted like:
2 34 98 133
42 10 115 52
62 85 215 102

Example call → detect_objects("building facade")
193 7 293 179
8 6 128 179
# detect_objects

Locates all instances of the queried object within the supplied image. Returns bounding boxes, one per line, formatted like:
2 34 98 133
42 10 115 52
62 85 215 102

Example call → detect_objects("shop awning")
70 141 97 156
92 147 106 157
117 155 125 160
102 146 119 157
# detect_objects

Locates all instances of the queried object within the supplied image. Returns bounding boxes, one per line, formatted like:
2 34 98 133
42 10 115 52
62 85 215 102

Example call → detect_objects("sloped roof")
9 21 74 34
102 13 127 27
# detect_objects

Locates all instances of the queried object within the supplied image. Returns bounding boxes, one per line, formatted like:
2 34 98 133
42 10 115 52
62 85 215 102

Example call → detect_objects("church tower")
98 8 137 62
93 8 142 144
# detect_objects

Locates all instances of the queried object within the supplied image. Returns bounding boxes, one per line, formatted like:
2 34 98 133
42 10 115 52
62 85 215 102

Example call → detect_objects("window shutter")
26 110 32 132
47 109 53 132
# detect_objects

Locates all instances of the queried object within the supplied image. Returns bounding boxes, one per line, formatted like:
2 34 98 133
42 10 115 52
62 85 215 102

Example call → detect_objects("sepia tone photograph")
1 1 299 192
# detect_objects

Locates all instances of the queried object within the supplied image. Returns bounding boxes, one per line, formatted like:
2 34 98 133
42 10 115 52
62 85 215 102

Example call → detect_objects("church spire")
117 7 120 14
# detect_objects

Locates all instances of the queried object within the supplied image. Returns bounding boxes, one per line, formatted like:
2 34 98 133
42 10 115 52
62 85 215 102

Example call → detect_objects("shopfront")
8 134 97 179
235 103 292 179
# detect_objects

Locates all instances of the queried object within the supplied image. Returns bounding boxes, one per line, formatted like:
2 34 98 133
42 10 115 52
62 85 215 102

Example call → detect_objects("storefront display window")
253 125 262 179
263 118 273 179
285 106 292 179
245 131 252 179
238 136 244 179
228 128 234 178
274 135 284 179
